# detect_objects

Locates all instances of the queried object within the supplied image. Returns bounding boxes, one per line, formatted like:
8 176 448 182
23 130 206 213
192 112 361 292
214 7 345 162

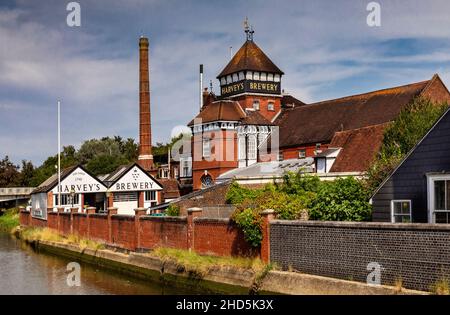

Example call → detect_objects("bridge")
0 187 35 208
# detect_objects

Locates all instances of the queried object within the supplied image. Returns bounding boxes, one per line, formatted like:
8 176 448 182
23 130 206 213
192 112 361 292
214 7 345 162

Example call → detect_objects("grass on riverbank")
0 207 20 232
18 227 105 251
152 247 269 276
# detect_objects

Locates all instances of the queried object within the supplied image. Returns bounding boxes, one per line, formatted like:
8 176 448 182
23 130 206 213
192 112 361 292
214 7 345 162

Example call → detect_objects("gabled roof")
159 178 181 199
217 40 284 78
371 107 450 199
31 165 104 194
329 123 388 173
275 79 431 148
103 162 163 189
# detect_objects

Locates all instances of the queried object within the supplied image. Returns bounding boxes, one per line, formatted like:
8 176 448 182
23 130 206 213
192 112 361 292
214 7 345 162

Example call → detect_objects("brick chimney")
137 36 153 170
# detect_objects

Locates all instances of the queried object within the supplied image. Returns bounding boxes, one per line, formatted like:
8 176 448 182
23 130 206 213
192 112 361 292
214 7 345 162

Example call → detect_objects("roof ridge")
333 122 390 134
295 80 430 110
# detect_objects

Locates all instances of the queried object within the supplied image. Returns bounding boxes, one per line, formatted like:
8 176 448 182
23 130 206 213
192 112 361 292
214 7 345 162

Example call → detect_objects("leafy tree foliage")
0 156 20 187
365 97 448 193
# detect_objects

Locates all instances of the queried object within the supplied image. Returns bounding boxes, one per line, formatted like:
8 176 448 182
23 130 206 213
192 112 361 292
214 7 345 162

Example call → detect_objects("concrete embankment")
21 236 426 295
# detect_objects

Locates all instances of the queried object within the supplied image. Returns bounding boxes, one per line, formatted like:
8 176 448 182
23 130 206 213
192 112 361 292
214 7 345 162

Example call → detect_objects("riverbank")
13 226 426 295
0 207 19 233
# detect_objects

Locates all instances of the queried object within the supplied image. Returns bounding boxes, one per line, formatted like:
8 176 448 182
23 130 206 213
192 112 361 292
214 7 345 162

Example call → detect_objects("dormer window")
253 100 260 110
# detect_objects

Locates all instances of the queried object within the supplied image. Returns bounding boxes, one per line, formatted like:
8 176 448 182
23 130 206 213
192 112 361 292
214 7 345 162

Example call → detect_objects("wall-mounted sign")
51 167 107 194
109 166 162 192
220 80 281 97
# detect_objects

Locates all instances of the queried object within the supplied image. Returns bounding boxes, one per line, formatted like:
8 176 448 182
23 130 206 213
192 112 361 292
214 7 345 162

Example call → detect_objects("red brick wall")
72 214 88 237
193 218 258 257
19 211 30 226
30 216 47 228
139 216 188 250
110 215 136 250
59 213 71 235
88 214 108 242
47 212 58 230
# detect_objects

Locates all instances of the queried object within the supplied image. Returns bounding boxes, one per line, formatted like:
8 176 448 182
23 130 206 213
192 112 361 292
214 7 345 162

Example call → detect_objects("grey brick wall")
270 220 450 291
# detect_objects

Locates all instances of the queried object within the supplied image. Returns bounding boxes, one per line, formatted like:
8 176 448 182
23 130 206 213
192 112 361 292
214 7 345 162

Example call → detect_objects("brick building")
187 26 450 190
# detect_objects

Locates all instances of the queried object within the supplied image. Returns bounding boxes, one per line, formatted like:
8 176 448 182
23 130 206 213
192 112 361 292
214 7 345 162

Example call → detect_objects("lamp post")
70 187 75 209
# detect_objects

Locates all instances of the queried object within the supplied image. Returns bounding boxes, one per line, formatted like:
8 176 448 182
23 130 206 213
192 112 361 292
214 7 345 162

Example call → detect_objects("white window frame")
238 136 246 160
390 200 412 223
253 100 260 110
248 135 257 160
145 191 158 207
427 174 450 223
298 149 306 158
202 138 211 158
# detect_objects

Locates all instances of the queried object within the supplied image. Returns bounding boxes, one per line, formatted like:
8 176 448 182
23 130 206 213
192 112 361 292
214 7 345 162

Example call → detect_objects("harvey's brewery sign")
110 166 162 192
52 167 107 193
221 80 281 97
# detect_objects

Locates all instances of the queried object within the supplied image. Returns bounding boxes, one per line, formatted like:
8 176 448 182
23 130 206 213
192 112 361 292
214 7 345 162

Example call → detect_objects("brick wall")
47 212 58 230
59 213 71 235
88 214 108 242
193 218 257 257
72 213 88 237
19 210 30 226
19 208 257 260
111 215 136 250
270 220 450 291
139 216 188 250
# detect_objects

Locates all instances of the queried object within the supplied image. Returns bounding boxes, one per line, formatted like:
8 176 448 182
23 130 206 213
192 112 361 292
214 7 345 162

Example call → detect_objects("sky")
2 0 450 166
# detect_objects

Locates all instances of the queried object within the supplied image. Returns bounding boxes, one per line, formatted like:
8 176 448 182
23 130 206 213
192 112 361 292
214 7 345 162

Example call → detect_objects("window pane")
435 181 445 210
435 212 449 224
394 202 401 214
401 202 410 214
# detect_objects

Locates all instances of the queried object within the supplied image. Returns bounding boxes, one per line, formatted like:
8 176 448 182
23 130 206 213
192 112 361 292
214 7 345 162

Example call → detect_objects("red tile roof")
329 123 388 172
275 80 430 148
217 40 283 78
188 100 246 126
159 178 181 200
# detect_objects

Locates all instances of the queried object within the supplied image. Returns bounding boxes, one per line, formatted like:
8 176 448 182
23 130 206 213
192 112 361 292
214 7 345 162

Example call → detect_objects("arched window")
201 175 213 188
248 135 257 160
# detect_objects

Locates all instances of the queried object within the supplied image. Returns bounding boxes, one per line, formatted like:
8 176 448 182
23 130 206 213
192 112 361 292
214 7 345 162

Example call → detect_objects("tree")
0 156 20 187
17 160 35 186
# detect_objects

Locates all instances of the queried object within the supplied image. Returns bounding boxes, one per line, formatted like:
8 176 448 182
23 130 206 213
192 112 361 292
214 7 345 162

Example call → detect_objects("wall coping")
72 213 87 217
270 219 450 231
59 212 71 216
140 215 187 222
194 217 231 224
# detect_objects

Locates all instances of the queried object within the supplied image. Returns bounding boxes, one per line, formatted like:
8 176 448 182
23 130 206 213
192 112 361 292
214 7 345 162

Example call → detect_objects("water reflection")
0 233 190 295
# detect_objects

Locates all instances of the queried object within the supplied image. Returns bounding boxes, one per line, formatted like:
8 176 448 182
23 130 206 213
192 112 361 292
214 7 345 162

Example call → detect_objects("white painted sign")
110 165 162 192
52 167 107 194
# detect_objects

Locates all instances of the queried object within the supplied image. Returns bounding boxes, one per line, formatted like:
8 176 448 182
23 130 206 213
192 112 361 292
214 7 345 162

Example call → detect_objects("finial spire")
243 17 254 41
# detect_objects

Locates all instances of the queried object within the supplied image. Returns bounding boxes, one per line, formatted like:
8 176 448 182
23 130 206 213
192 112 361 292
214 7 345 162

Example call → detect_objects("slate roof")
275 79 431 148
32 165 84 194
217 158 314 180
217 40 284 78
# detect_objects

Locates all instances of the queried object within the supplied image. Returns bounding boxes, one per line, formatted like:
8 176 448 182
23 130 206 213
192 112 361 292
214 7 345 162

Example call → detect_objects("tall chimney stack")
137 36 153 171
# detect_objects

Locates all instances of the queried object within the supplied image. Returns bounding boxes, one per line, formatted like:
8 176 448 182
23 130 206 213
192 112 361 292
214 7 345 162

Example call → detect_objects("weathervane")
244 17 254 41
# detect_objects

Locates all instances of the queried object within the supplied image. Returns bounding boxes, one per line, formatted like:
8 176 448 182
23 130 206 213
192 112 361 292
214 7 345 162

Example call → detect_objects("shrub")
309 177 371 221
232 207 263 248
166 204 180 216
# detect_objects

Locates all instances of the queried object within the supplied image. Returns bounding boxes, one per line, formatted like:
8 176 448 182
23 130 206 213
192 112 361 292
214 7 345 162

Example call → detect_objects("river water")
0 232 192 295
